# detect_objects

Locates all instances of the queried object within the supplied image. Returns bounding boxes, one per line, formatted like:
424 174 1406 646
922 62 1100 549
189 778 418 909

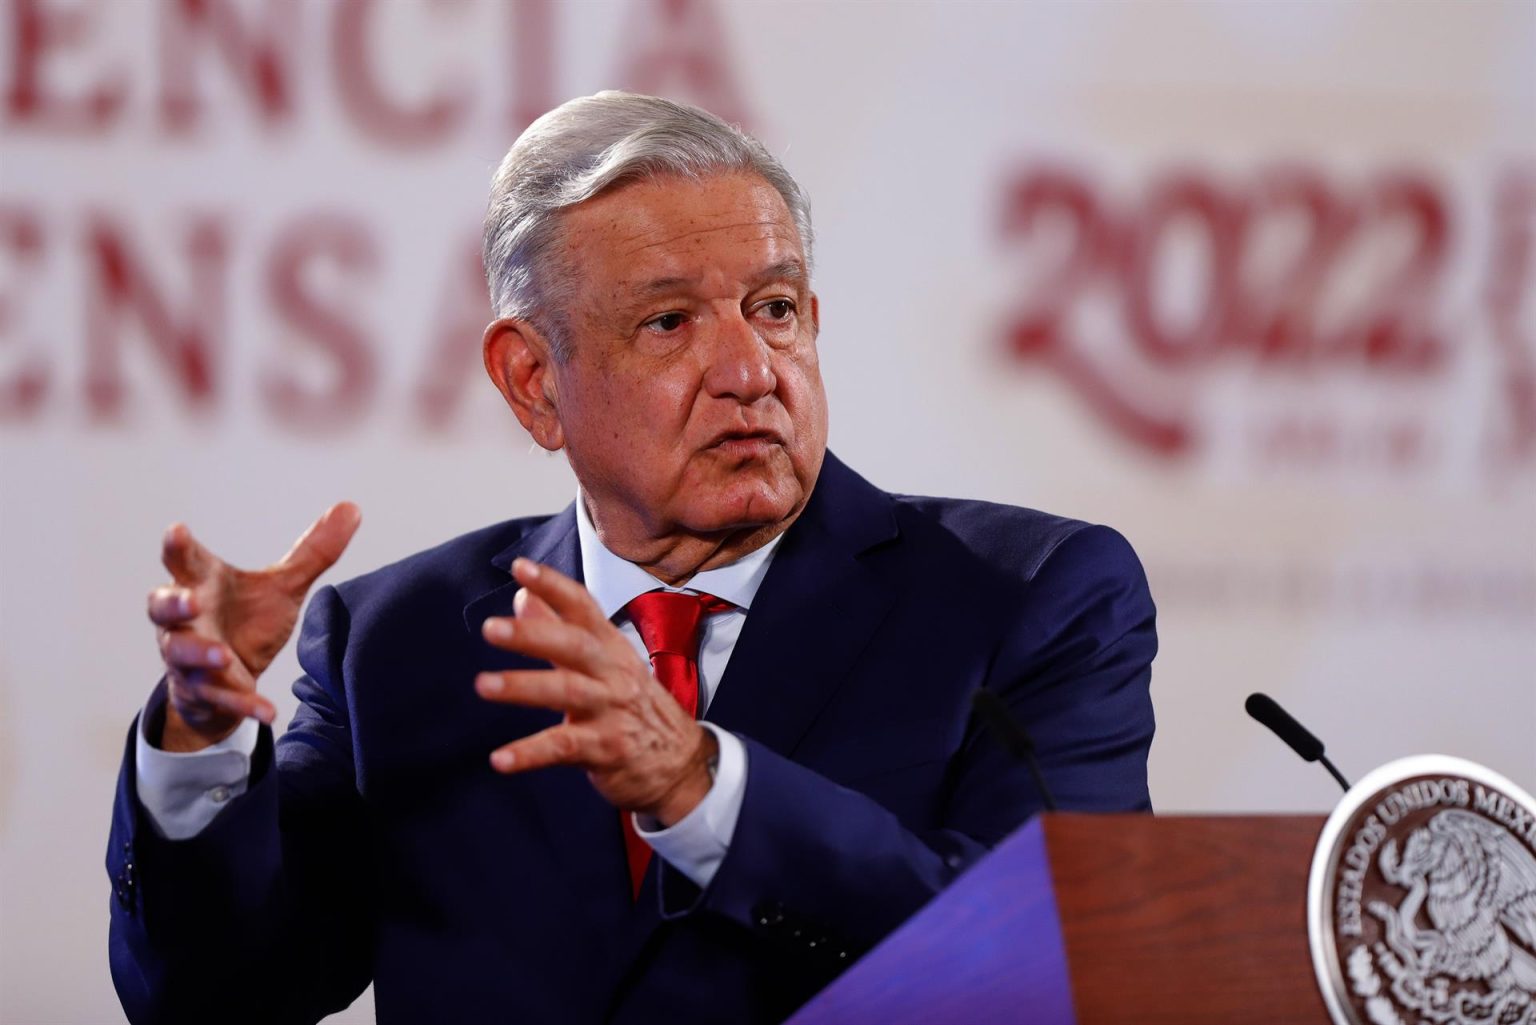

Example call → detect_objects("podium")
788 814 1331 1024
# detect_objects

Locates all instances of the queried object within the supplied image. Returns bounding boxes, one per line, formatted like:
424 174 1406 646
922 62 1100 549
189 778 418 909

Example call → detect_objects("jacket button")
752 901 786 929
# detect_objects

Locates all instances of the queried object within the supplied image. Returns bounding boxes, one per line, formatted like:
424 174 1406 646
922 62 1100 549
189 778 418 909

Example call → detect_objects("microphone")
1245 692 1351 792
972 689 1059 812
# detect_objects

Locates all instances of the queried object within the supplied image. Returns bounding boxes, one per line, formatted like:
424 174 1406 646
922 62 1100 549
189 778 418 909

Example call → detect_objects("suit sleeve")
667 524 1156 964
106 585 375 1025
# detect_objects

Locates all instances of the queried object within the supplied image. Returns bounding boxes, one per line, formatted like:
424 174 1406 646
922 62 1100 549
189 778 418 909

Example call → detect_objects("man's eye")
644 312 687 334
759 299 795 321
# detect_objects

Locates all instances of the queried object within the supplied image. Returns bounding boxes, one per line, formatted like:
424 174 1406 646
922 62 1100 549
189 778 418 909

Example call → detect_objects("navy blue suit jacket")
107 453 1156 1024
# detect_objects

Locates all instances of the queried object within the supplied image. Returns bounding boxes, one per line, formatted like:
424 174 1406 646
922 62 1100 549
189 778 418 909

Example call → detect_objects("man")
108 92 1156 1024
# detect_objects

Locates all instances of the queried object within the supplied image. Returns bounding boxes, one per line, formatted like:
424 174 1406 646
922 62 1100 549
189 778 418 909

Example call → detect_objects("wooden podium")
787 814 1331 1024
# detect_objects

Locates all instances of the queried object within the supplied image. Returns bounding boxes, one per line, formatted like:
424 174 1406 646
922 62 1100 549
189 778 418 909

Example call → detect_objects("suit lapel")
461 503 580 635
706 453 900 758
462 506 639 951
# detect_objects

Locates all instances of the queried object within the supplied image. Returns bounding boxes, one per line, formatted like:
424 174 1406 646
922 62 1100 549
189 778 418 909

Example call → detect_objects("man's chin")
683 480 802 536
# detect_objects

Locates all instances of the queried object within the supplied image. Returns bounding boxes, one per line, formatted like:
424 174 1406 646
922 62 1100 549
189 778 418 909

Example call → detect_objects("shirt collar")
574 491 784 620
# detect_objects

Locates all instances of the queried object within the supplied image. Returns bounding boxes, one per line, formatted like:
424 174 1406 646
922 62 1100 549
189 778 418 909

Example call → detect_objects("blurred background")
1 0 1532 1020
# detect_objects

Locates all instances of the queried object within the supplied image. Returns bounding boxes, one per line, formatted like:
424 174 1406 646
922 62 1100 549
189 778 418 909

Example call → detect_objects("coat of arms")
1309 756 1536 1025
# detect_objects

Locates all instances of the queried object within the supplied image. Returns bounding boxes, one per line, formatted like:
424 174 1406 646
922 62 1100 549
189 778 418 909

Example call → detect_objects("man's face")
544 171 828 546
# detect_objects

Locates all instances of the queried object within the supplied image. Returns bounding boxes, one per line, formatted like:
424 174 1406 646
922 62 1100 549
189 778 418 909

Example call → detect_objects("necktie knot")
623 590 734 661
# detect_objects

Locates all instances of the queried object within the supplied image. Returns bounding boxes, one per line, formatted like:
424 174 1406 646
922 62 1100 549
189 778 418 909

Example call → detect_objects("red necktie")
620 590 733 898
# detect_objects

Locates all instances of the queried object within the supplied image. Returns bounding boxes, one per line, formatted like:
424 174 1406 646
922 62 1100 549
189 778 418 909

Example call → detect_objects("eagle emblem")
1364 810 1536 1024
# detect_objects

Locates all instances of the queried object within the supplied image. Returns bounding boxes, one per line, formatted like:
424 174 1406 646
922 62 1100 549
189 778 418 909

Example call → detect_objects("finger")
275 501 361 594
481 615 611 676
160 630 232 672
512 586 559 622
166 674 225 729
172 673 276 725
147 586 199 626
475 669 604 714
510 559 609 632
161 523 215 586
488 723 597 774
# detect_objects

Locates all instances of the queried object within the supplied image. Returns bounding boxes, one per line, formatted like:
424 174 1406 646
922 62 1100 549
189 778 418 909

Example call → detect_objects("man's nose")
703 308 776 402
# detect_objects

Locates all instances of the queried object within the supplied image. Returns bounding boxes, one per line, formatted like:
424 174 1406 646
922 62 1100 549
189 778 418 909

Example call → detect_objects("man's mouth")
707 428 785 453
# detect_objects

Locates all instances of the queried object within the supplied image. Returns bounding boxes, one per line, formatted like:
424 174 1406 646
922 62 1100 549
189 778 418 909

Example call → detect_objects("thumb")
275 502 362 593
162 522 216 585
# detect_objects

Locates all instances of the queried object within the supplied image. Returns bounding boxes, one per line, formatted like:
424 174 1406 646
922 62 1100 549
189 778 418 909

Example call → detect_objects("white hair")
482 91 814 359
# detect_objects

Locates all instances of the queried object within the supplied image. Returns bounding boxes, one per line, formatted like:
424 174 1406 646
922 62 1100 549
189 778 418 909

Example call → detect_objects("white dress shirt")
135 496 780 890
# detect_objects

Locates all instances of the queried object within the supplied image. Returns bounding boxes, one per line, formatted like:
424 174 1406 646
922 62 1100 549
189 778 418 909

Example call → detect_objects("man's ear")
483 318 564 451
808 292 820 338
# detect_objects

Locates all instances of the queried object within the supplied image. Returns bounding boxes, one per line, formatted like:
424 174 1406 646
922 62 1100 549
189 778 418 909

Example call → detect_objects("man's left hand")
476 557 716 827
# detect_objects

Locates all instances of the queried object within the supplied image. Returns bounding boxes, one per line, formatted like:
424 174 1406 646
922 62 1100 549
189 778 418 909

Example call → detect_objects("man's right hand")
145 502 362 752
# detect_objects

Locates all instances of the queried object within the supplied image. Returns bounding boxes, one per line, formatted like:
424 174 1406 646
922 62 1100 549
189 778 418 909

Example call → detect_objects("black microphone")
971 689 1059 812
1245 692 1351 792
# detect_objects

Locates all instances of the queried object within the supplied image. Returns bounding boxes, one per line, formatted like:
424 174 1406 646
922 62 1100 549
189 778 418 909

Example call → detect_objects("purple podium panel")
787 817 1075 1025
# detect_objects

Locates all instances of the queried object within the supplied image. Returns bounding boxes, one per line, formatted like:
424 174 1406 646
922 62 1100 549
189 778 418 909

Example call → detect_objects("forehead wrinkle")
619 217 799 256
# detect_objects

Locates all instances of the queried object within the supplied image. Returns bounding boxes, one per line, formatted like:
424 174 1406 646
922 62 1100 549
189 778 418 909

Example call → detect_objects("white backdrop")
2 1 1533 1021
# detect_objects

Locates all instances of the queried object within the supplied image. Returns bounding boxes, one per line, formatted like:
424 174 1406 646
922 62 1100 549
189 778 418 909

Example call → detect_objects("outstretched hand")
146 502 362 752
476 558 716 827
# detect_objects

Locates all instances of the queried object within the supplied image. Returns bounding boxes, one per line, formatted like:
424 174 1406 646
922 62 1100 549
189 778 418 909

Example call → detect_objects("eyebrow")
630 259 806 300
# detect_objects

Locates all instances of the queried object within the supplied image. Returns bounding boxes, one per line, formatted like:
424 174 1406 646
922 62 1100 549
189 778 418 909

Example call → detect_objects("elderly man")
107 92 1156 1024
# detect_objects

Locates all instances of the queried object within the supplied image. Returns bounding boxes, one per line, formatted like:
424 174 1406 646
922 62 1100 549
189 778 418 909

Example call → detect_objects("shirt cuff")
633 723 747 889
134 686 260 841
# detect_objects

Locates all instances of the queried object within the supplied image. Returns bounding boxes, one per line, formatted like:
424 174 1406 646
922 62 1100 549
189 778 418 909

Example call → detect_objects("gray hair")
481 91 814 360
